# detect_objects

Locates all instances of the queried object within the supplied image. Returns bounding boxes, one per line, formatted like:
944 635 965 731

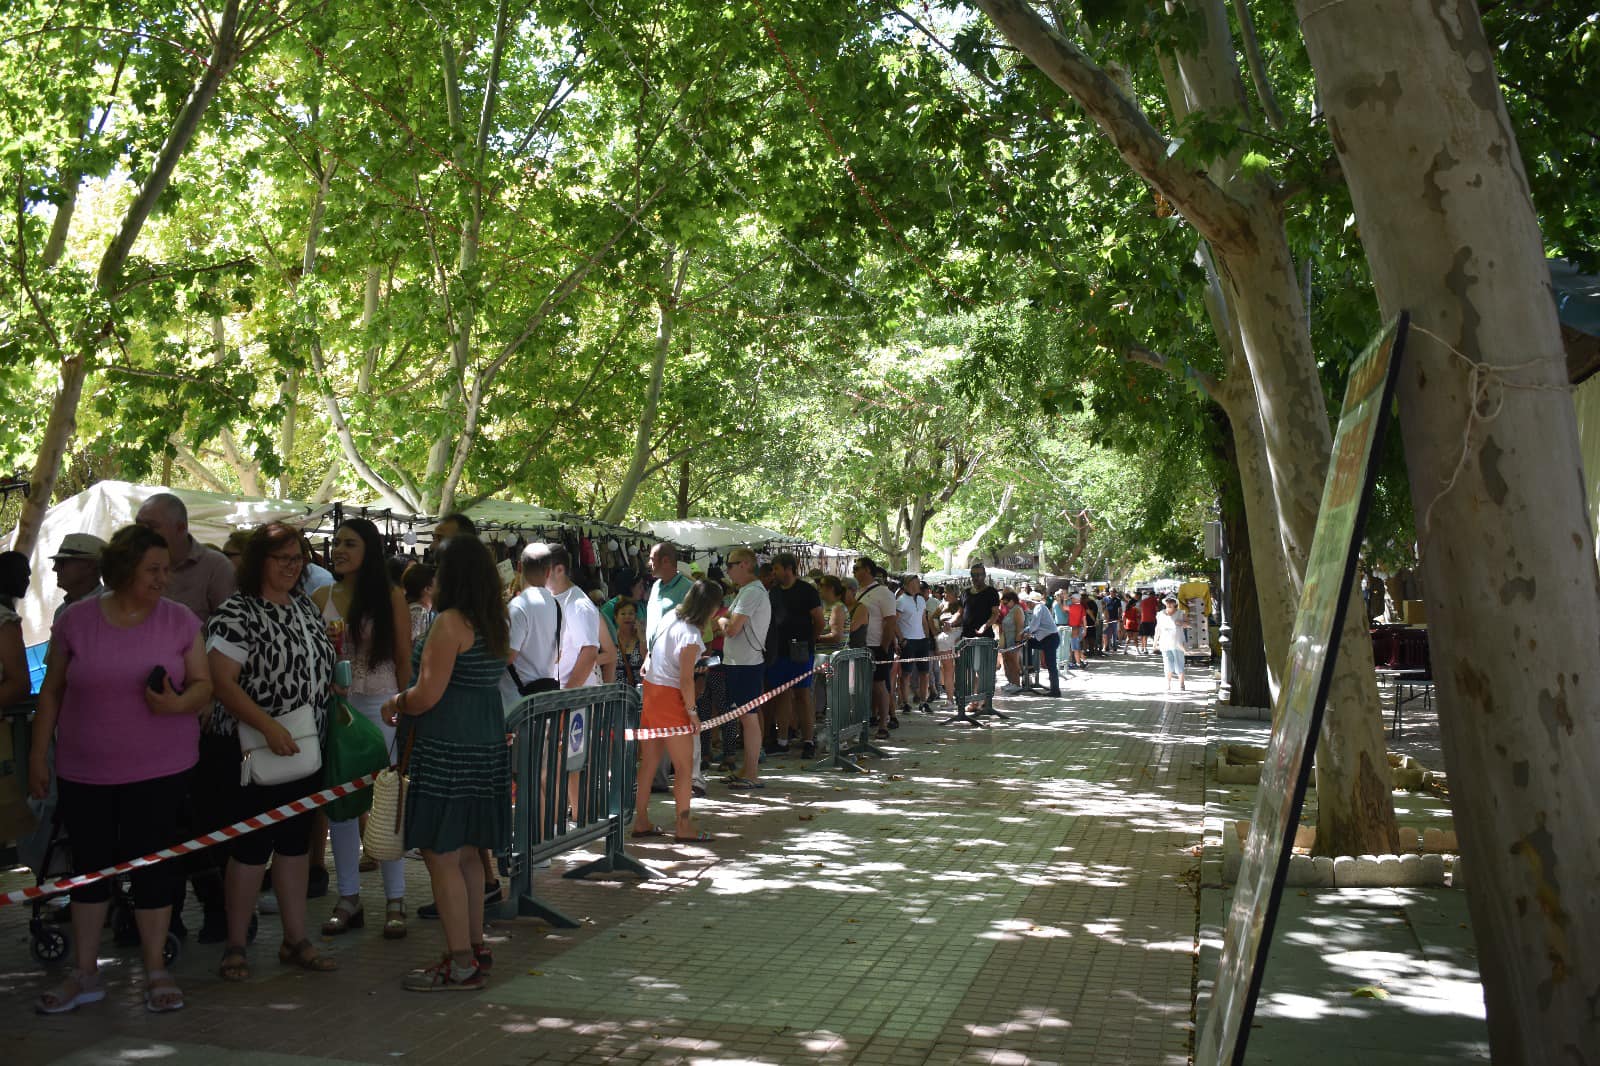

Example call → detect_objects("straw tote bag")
362 730 414 862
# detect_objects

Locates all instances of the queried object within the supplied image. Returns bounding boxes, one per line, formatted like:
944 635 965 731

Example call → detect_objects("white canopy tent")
921 566 1027 590
645 518 854 575
646 517 800 552
5 480 330 647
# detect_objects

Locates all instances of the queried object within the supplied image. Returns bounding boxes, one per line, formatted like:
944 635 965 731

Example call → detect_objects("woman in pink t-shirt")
29 524 214 1015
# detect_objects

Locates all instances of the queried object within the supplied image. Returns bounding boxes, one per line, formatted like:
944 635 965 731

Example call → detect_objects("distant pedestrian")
1156 596 1189 691
1138 590 1160 653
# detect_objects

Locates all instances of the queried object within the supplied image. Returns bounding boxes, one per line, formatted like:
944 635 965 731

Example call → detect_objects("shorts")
1162 648 1186 676
231 768 324 866
765 654 815 690
642 679 693 730
935 632 956 653
723 662 766 716
56 770 190 907
1070 636 1083 651
1139 621 1157 637
899 637 931 674
870 644 893 685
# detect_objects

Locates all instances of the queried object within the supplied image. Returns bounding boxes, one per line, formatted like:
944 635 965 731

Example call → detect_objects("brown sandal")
321 896 364 936
218 946 250 982
279 939 338 972
383 900 407 940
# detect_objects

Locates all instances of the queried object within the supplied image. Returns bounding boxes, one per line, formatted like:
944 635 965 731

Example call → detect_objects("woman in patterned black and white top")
206 523 337 982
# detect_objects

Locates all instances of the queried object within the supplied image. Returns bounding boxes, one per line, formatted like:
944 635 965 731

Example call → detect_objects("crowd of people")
0 498 1198 1009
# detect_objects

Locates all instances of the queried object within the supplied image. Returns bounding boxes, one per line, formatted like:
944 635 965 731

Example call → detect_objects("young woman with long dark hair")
381 534 510 991
313 518 412 939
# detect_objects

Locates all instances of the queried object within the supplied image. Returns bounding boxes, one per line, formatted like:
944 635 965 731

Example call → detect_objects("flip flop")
630 825 668 838
674 831 714 843
725 778 764 791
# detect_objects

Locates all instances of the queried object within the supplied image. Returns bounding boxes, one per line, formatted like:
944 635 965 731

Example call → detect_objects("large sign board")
1196 313 1409 1066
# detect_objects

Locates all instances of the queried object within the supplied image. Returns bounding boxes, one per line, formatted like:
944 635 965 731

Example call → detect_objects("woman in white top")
935 587 962 706
313 519 412 938
1154 595 1189 691
634 580 721 843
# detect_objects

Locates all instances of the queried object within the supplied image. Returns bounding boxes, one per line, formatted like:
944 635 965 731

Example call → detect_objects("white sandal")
35 969 105 1014
144 969 184 1013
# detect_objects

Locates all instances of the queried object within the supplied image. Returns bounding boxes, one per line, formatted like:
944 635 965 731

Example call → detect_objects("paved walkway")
3 655 1209 1065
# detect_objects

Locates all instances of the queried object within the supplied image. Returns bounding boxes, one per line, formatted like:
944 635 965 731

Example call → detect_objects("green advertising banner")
1197 313 1409 1066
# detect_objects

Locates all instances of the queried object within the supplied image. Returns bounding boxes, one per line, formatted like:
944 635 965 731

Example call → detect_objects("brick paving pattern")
3 654 1206 1065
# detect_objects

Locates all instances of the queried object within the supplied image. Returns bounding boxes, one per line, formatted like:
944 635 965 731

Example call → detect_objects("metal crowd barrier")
1019 640 1042 691
942 637 1003 725
813 648 884 773
502 683 652 927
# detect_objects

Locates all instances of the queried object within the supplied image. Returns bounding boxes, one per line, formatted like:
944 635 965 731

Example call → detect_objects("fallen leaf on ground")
1351 986 1390 999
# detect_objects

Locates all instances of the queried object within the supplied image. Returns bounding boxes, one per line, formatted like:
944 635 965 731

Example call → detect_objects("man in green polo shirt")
646 542 692 645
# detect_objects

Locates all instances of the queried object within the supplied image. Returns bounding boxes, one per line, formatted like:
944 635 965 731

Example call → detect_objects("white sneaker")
257 892 279 915
1000 684 1022 695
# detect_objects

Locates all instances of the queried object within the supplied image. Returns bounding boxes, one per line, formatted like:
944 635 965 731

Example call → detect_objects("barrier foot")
842 741 889 763
939 706 991 727
830 753 867 773
515 890 581 929
565 850 653 881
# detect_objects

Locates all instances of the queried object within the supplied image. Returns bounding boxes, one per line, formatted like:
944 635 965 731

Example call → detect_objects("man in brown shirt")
135 493 236 623
135 492 242 940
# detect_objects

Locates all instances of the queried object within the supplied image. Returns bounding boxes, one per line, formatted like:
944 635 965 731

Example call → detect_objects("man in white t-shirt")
852 557 899 739
543 543 601 688
500 544 562 712
717 547 770 789
894 575 931 714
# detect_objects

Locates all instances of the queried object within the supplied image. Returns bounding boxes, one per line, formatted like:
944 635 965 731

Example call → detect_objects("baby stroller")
25 806 181 966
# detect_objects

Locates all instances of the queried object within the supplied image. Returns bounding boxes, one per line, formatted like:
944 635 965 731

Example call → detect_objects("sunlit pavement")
5 654 1211 1065
1198 689 1490 1063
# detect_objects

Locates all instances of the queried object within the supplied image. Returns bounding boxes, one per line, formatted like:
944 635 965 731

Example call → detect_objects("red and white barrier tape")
626 665 819 741
0 772 380 908
624 639 1030 742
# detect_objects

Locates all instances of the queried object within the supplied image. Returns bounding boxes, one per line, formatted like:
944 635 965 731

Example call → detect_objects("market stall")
4 480 330 648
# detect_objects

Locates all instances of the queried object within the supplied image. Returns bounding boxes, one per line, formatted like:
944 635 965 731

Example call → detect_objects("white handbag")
238 704 322 787
361 730 413 862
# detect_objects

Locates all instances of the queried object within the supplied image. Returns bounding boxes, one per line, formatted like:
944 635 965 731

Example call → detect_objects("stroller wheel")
30 923 70 964
163 931 182 964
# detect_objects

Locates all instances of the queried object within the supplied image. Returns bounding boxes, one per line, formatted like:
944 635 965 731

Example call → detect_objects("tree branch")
1231 0 1285 130
969 0 1255 251
1124 343 1222 402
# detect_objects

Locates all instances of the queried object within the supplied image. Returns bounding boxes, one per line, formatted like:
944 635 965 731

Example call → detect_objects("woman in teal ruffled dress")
382 535 509 991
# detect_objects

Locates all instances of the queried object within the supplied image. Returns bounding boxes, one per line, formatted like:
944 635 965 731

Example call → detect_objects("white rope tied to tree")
1411 324 1572 543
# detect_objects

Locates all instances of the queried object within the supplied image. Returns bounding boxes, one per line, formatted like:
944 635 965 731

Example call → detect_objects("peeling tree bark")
975 0 1396 857
1299 1 1600 1055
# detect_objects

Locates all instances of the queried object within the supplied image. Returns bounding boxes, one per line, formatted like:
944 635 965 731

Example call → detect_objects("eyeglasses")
268 552 306 567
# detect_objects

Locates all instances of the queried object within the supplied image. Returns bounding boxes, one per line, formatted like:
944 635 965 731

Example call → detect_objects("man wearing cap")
1024 592 1062 697
134 492 235 623
50 533 106 622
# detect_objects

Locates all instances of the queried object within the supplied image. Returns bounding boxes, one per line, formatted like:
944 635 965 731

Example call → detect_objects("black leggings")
57 770 190 908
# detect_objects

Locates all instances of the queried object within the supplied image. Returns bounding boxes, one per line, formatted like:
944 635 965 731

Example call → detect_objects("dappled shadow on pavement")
3 652 1204 1065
